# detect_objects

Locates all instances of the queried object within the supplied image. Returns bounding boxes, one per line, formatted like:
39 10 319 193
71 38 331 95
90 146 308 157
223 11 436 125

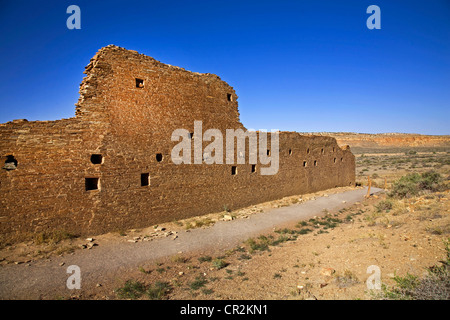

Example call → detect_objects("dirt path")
0 187 381 299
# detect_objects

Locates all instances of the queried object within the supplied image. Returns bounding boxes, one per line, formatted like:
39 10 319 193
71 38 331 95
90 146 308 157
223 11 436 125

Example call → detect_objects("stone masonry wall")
0 45 355 243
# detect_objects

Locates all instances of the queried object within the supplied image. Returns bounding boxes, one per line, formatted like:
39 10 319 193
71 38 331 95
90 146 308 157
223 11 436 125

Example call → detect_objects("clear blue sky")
0 0 449 134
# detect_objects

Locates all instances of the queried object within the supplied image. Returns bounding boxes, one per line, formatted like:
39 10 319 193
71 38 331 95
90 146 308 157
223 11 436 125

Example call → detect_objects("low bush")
375 200 393 212
389 171 445 199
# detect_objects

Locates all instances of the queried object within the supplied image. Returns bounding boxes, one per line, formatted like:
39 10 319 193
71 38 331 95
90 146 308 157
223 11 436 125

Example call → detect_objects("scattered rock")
320 267 336 277
223 215 234 221
86 243 97 249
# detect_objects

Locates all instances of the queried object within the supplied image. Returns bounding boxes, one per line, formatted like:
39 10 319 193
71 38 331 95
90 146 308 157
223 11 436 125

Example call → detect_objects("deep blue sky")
1 0 449 134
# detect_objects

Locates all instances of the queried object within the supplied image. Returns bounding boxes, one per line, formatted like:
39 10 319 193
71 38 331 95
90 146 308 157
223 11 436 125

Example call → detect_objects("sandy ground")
1 186 378 299
1 185 448 300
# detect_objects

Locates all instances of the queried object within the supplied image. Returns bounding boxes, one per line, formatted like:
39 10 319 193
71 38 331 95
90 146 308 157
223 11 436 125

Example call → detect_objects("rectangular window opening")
135 78 144 88
85 178 99 191
231 166 237 175
251 164 256 173
141 173 150 186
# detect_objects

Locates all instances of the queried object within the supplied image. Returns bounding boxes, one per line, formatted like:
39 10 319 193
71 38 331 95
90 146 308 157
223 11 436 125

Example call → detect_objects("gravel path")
0 187 381 299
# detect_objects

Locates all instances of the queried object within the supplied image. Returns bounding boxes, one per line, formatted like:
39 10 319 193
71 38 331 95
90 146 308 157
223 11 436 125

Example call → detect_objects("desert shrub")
389 171 445 199
298 228 312 235
198 255 212 263
246 235 272 253
146 281 171 300
116 279 172 300
419 171 443 192
211 258 228 270
189 276 208 290
34 230 78 245
116 280 146 299
375 200 393 212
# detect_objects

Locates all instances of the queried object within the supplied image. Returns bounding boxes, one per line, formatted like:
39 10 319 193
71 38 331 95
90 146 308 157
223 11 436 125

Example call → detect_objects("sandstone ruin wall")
0 45 355 243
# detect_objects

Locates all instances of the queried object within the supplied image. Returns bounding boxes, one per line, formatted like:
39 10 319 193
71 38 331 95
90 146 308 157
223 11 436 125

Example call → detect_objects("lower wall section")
0 131 355 243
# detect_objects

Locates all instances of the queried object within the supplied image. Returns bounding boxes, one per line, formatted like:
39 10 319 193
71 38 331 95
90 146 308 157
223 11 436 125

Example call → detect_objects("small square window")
85 178 99 191
141 173 150 186
156 153 163 162
4 155 17 170
90 154 103 164
136 78 144 88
